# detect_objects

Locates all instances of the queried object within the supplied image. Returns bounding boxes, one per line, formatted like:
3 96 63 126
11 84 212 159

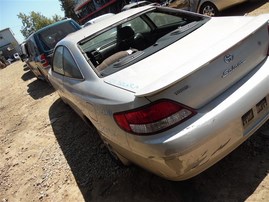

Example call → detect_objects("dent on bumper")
138 108 269 181
126 59 269 180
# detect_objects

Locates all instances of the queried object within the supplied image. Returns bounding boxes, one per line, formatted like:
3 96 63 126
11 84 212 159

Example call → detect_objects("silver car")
189 0 256 16
49 6 269 180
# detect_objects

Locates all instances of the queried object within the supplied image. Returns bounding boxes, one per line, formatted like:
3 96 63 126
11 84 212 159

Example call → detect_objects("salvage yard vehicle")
25 18 81 81
121 0 160 11
192 0 258 16
83 13 115 27
48 5 269 180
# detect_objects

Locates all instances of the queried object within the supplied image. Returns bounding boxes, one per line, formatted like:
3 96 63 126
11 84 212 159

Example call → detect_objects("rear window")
79 7 208 77
38 21 79 51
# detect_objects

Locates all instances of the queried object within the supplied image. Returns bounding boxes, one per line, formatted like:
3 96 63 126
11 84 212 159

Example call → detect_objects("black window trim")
52 45 85 80
52 46 64 75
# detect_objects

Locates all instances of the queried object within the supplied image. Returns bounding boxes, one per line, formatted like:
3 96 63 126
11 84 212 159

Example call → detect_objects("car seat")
117 26 147 51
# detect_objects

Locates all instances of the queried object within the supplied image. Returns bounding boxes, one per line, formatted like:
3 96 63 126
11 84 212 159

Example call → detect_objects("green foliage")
52 14 63 22
58 0 78 21
18 11 63 39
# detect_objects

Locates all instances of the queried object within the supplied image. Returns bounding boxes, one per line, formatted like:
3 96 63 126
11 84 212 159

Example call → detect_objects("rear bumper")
125 58 269 180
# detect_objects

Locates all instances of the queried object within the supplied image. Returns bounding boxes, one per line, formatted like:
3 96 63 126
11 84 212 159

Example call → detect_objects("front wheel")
199 2 219 16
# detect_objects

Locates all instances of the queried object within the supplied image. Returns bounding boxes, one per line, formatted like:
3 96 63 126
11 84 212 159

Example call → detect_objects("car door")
50 46 65 98
60 46 98 122
26 37 44 79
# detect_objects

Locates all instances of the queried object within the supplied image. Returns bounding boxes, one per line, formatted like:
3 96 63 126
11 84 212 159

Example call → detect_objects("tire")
83 116 131 166
199 2 219 17
105 142 131 166
101 136 131 166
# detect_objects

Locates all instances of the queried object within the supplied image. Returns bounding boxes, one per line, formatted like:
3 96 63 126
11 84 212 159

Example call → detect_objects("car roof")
59 6 155 45
37 18 76 33
26 18 76 39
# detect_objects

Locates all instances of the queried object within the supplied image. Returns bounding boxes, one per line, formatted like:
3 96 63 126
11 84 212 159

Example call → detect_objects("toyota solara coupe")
49 6 269 180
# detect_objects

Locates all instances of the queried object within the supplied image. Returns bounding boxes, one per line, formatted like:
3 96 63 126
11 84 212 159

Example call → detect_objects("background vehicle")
121 0 160 11
191 0 257 16
49 6 269 180
75 0 128 24
83 13 115 27
19 42 28 62
25 18 81 81
0 55 7 68
20 41 43 79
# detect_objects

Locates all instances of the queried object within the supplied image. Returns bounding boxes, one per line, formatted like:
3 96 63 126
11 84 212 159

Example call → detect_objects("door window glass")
122 17 150 33
52 46 64 75
63 47 83 79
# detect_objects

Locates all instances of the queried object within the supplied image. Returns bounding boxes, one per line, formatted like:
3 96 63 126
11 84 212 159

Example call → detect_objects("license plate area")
242 109 254 128
242 97 268 129
256 97 267 114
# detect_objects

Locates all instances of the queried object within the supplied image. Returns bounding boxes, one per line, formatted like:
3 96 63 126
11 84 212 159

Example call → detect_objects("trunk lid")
104 15 269 108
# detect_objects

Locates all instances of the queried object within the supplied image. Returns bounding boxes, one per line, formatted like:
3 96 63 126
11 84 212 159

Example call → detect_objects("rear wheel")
199 2 219 16
83 116 131 166
104 141 131 166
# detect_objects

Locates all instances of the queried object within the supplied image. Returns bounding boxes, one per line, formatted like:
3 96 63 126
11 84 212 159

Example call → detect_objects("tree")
18 12 62 39
58 0 78 22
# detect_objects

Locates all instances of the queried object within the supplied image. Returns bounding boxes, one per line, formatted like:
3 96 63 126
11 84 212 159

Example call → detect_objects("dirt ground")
1 1 269 201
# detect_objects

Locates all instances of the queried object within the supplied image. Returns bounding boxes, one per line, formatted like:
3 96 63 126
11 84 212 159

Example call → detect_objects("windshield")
79 7 209 77
38 21 79 51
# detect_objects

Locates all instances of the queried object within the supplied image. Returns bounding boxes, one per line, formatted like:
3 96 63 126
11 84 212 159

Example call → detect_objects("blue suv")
24 18 81 82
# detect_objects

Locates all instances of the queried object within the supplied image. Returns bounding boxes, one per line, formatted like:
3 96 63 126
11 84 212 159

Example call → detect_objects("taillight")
113 100 197 135
40 54 50 67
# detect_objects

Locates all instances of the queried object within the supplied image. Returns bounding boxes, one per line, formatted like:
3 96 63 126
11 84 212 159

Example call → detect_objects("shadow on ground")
26 79 54 99
49 98 269 202
21 69 35 81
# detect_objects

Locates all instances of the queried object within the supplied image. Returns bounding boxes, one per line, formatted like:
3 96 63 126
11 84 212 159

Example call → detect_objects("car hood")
104 15 269 97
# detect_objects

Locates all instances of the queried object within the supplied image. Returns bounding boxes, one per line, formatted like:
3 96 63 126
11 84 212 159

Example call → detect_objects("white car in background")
49 6 269 180
83 13 115 27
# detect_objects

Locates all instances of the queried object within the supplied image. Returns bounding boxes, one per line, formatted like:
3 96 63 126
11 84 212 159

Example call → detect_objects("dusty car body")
49 6 269 180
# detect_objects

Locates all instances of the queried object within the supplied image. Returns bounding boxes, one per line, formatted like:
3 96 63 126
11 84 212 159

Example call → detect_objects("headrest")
118 26 135 41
